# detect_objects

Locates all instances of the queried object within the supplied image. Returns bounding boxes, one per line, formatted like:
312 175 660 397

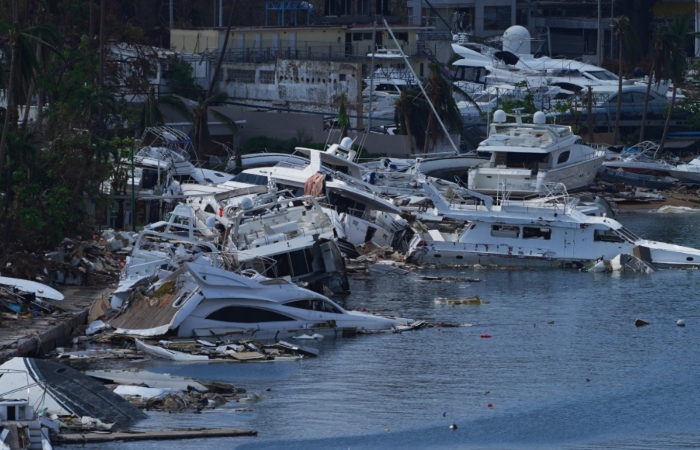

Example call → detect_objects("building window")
325 0 338 16
259 70 275 84
358 0 370 15
376 0 390 15
230 69 255 83
340 0 354 15
484 6 511 31
395 32 408 44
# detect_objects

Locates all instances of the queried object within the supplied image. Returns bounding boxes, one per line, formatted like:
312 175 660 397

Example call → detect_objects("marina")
4 2 700 448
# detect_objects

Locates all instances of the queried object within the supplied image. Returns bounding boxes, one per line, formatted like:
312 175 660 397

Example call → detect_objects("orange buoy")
487 403 493 408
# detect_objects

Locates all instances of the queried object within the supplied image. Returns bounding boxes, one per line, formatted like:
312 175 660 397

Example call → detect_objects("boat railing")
216 251 279 279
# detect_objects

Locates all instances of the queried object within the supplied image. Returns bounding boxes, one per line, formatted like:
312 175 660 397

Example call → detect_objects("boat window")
523 227 551 240
141 168 160 189
285 299 342 314
557 151 570 165
593 229 625 243
617 227 641 242
289 249 313 276
172 174 196 184
232 173 269 186
205 306 295 323
491 225 520 238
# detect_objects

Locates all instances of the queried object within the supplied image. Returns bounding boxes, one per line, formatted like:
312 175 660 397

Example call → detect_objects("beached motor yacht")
405 177 700 269
221 141 407 249
667 157 700 185
186 185 350 294
0 358 146 429
602 141 678 177
111 259 411 340
467 110 605 197
135 126 235 188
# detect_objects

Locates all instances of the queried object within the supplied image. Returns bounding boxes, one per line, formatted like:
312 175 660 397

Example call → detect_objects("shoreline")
0 286 111 364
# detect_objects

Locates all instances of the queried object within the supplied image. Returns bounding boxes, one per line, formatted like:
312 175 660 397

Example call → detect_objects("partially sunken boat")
111 259 412 340
0 358 146 428
405 177 700 269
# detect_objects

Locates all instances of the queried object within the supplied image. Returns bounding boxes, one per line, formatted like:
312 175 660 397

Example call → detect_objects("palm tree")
639 26 671 143
659 13 690 152
190 91 238 163
337 92 350 139
394 88 420 154
139 86 193 132
189 0 238 162
421 63 466 153
611 15 637 145
0 5 61 180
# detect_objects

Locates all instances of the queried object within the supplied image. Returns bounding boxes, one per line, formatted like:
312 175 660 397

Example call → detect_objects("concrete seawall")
0 286 112 364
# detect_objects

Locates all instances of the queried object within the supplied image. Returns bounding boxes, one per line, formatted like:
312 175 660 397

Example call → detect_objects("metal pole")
169 0 173 29
368 18 377 130
131 131 136 232
383 19 460 154
610 0 614 58
597 0 602 66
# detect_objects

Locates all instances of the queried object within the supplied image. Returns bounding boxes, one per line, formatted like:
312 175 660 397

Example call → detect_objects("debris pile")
0 230 136 287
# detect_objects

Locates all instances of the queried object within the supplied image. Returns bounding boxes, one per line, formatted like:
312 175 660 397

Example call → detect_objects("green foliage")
164 55 202 100
676 95 700 130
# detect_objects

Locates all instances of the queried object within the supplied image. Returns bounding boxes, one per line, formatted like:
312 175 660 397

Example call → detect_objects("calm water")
73 211 700 449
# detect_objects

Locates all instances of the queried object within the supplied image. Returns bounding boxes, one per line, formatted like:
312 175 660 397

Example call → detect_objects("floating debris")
443 296 488 305
677 318 686 327
134 338 316 362
610 254 655 273
392 320 427 333
634 318 651 327
419 275 483 283
368 261 410 276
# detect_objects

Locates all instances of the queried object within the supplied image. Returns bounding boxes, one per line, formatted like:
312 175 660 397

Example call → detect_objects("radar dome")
493 110 507 123
241 196 254 211
503 26 530 55
533 111 546 124
206 216 217 228
340 137 353 149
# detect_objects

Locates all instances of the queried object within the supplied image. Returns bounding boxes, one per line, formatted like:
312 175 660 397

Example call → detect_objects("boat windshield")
617 227 641 242
587 70 618 81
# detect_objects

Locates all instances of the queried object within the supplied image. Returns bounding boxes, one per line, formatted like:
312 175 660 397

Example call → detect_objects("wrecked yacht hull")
0 358 146 428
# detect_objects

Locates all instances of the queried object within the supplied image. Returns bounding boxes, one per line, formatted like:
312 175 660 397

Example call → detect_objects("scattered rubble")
0 230 135 289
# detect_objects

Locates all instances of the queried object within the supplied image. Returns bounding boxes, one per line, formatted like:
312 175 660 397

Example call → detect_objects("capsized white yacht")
467 110 605 197
112 259 413 340
405 177 700 269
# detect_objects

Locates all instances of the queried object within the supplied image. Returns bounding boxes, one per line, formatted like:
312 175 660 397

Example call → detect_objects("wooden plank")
55 428 257 444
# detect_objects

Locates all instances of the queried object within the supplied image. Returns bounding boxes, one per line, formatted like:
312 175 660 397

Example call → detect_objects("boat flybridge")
405 177 700 269
467 110 605 197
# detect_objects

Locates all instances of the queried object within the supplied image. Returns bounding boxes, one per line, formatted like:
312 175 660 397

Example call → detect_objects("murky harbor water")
73 211 700 449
